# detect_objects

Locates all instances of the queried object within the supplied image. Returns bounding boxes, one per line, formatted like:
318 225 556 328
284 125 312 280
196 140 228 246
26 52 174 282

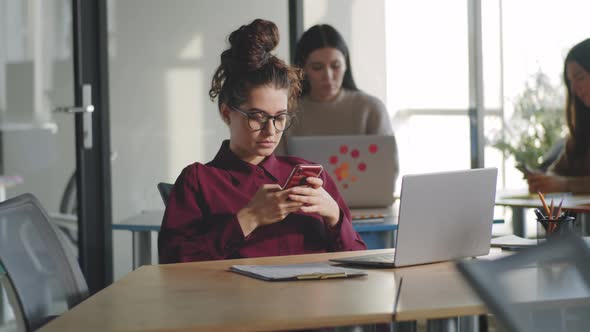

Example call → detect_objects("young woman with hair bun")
158 19 366 264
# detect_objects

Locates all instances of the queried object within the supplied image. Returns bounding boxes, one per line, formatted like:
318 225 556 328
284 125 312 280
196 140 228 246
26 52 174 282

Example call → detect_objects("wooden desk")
496 191 590 236
39 249 507 332
396 263 488 321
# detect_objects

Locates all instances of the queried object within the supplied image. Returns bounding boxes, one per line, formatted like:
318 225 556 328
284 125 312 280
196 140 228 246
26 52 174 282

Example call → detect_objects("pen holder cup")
536 216 578 242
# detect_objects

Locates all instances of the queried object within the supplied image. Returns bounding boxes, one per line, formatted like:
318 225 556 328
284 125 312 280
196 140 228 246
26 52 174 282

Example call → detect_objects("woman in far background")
290 24 394 136
283 24 398 183
528 38 590 194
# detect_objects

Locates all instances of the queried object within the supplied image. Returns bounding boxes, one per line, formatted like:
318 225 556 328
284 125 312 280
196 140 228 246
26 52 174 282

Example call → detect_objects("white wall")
108 0 290 280
303 0 387 104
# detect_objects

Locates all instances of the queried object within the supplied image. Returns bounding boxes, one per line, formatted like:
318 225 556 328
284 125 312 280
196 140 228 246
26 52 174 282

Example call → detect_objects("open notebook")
490 235 538 248
229 263 367 281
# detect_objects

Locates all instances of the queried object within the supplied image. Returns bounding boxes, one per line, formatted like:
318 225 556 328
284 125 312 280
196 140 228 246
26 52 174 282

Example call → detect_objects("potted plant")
490 70 567 173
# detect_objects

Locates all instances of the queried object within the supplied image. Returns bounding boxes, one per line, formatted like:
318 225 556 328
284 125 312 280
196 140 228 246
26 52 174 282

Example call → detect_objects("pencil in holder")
536 216 578 243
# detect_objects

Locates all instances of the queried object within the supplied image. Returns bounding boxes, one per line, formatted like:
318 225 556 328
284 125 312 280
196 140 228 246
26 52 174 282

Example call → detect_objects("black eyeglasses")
230 106 295 132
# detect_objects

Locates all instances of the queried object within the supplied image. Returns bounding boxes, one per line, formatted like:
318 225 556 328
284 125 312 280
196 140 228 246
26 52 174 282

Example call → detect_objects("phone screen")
282 164 323 190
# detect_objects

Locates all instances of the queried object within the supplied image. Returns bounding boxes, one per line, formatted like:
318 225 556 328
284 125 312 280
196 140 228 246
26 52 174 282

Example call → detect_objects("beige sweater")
289 89 393 136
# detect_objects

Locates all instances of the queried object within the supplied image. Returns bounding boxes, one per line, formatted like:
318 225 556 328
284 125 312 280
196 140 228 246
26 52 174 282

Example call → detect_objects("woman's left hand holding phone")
526 173 568 193
237 184 304 236
287 177 340 227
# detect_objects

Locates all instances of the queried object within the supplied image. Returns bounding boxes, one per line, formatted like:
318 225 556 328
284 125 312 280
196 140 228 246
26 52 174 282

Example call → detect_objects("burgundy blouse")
158 140 367 263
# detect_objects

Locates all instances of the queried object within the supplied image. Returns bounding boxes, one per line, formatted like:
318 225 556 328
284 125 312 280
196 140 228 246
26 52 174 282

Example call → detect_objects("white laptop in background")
330 168 498 267
287 135 398 221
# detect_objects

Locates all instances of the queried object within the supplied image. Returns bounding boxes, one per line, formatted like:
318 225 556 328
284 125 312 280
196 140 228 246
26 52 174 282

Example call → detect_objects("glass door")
0 0 77 244
0 2 112 325
0 0 78 324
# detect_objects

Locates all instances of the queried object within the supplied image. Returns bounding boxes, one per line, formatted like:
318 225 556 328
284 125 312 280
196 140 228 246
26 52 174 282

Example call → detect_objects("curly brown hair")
209 19 302 112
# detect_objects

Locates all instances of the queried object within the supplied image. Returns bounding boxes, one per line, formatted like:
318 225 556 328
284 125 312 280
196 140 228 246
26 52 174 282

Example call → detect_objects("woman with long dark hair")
282 24 398 188
289 24 394 135
528 38 590 193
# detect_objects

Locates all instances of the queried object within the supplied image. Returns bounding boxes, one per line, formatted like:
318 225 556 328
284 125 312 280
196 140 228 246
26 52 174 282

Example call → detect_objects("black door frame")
72 0 112 293
288 0 304 63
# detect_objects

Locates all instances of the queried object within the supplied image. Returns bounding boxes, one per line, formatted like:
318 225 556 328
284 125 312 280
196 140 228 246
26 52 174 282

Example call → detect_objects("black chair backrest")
0 193 88 331
157 182 174 206
457 234 590 332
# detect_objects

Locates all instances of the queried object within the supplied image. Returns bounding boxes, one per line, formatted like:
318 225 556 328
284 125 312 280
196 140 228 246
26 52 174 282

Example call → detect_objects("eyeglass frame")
229 105 295 132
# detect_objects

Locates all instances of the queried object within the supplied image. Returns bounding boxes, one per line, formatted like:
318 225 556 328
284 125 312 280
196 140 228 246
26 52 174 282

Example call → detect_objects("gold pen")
296 272 347 280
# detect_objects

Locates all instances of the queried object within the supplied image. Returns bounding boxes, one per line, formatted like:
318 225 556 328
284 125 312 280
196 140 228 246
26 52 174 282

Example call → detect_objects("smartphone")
282 164 323 190
515 164 534 177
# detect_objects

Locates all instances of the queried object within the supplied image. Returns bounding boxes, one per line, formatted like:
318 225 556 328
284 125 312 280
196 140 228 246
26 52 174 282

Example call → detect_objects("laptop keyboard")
356 252 395 262
350 207 396 221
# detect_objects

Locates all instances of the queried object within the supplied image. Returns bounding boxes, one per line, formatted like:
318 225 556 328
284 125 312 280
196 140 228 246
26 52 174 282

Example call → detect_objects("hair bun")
225 19 279 72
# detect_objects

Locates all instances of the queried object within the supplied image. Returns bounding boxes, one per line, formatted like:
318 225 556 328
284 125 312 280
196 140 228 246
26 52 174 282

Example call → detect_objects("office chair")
157 182 174 206
457 234 590 332
47 171 78 255
0 193 88 331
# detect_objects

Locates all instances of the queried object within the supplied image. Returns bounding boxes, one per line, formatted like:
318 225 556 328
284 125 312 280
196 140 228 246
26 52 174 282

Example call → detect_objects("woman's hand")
237 184 303 236
288 177 341 227
527 173 568 193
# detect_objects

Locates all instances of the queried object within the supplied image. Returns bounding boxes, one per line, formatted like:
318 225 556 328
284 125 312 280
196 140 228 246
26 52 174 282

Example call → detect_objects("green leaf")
489 70 566 169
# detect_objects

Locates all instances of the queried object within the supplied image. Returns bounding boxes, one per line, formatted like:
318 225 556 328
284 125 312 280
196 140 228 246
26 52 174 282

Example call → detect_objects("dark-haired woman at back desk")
528 39 590 194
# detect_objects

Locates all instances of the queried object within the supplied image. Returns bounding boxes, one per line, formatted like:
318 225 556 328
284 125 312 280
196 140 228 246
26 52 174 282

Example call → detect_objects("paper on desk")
491 235 538 248
229 262 367 281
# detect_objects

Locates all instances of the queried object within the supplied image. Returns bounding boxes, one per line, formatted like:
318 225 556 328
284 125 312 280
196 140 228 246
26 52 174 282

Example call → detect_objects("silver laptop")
287 135 398 209
330 168 498 267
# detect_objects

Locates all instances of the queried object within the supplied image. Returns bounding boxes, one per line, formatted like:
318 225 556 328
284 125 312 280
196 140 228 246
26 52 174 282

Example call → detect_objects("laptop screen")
287 135 398 208
394 168 498 267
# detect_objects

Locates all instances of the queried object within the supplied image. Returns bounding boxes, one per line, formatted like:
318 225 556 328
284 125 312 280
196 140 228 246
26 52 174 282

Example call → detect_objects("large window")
386 0 590 188
499 0 590 188
385 0 590 235
386 0 493 177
